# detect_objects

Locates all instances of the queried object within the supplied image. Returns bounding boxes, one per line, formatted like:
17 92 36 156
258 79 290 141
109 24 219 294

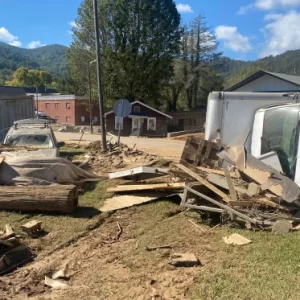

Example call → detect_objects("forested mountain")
212 49 300 88
0 42 67 84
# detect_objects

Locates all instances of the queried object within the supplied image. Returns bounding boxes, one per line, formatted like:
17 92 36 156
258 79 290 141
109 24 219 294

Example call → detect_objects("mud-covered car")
3 119 65 151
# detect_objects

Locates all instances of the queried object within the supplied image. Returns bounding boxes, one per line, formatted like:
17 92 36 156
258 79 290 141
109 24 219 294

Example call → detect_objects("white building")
226 70 300 92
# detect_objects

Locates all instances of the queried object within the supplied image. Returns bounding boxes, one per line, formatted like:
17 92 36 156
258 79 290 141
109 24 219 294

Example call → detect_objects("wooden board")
0 156 4 165
100 193 168 212
176 164 232 203
107 183 185 193
224 169 238 202
197 166 238 179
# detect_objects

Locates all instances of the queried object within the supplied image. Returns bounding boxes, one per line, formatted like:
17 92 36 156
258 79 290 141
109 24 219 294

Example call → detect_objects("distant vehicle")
35 111 57 123
3 119 65 150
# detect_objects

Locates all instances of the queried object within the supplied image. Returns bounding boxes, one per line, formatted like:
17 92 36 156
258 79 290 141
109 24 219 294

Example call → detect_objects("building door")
131 118 141 136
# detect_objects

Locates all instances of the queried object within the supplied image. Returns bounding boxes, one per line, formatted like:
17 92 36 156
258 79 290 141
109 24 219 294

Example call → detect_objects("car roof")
8 119 52 136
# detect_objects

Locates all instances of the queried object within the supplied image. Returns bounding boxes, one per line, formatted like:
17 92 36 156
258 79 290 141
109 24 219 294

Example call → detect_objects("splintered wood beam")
197 166 239 179
224 169 238 202
176 164 232 203
107 182 185 193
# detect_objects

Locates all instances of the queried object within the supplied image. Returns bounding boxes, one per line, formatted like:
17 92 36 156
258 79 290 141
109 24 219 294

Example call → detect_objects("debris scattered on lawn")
169 253 201 267
107 183 185 193
85 140 167 173
44 276 68 289
21 220 43 238
108 166 169 180
272 220 293 234
52 267 70 280
223 233 252 246
146 245 173 252
100 193 169 212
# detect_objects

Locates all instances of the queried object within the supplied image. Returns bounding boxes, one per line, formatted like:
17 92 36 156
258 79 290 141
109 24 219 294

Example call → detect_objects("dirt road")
55 132 185 161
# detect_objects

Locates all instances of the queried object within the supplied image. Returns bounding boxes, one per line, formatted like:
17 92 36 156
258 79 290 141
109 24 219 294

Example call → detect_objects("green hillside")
212 50 300 89
0 42 67 84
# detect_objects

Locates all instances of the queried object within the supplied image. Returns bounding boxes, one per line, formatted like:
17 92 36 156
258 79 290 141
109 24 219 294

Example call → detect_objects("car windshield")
5 134 53 148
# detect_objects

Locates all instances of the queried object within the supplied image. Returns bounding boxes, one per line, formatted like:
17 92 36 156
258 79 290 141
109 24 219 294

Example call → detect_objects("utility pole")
88 60 96 134
93 0 107 151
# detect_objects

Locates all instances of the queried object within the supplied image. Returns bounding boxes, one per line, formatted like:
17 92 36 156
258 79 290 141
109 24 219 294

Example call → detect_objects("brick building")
34 95 100 126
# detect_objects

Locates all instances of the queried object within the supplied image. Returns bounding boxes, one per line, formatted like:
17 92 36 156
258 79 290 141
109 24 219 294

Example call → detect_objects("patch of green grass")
192 229 300 300
0 180 117 256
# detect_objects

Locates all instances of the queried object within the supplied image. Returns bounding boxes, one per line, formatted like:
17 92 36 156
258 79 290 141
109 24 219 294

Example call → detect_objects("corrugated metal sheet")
0 96 35 130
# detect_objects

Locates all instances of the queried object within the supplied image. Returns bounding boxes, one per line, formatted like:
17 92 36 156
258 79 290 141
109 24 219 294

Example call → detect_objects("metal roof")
0 86 27 97
226 70 300 91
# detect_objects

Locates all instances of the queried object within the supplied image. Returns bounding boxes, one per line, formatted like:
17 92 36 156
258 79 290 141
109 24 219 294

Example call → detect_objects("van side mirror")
56 142 65 148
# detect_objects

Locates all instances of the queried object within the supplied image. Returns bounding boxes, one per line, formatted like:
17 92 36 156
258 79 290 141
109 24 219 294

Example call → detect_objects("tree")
6 67 52 87
183 15 221 109
68 0 181 106
164 15 223 111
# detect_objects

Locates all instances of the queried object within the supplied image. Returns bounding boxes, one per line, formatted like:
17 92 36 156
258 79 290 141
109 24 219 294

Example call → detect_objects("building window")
133 106 140 113
115 117 123 130
147 118 156 131
66 116 71 123
66 103 71 109
55 103 60 109
81 116 85 123
46 103 50 109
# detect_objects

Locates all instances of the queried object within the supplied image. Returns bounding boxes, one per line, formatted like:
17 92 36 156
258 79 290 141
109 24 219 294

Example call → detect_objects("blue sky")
1 0 300 61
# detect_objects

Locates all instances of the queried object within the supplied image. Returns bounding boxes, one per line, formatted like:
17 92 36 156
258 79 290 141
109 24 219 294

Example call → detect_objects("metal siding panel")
0 97 34 130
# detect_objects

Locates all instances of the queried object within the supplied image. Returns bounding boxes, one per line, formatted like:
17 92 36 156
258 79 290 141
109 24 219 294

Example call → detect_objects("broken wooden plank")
223 233 251 246
3 224 14 239
169 253 201 267
177 164 232 203
21 220 43 237
100 193 169 212
107 183 185 193
197 166 238 178
224 169 238 202
0 185 78 213
108 166 169 180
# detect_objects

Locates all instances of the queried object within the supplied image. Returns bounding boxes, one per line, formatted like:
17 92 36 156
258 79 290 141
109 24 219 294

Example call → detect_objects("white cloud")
255 0 300 10
264 13 282 20
237 4 253 15
176 3 193 13
27 41 46 49
69 20 79 29
9 40 22 47
260 10 300 57
215 26 252 52
0 27 22 47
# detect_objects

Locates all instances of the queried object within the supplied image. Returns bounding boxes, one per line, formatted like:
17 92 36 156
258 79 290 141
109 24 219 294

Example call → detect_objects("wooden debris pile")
85 141 164 172
175 136 300 231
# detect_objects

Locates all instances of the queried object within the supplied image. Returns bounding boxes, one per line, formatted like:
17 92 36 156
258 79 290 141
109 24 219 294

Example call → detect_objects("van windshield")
261 106 300 179
5 135 53 148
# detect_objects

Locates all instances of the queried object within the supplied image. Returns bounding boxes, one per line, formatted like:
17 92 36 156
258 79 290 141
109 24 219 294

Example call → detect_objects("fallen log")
0 185 78 213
